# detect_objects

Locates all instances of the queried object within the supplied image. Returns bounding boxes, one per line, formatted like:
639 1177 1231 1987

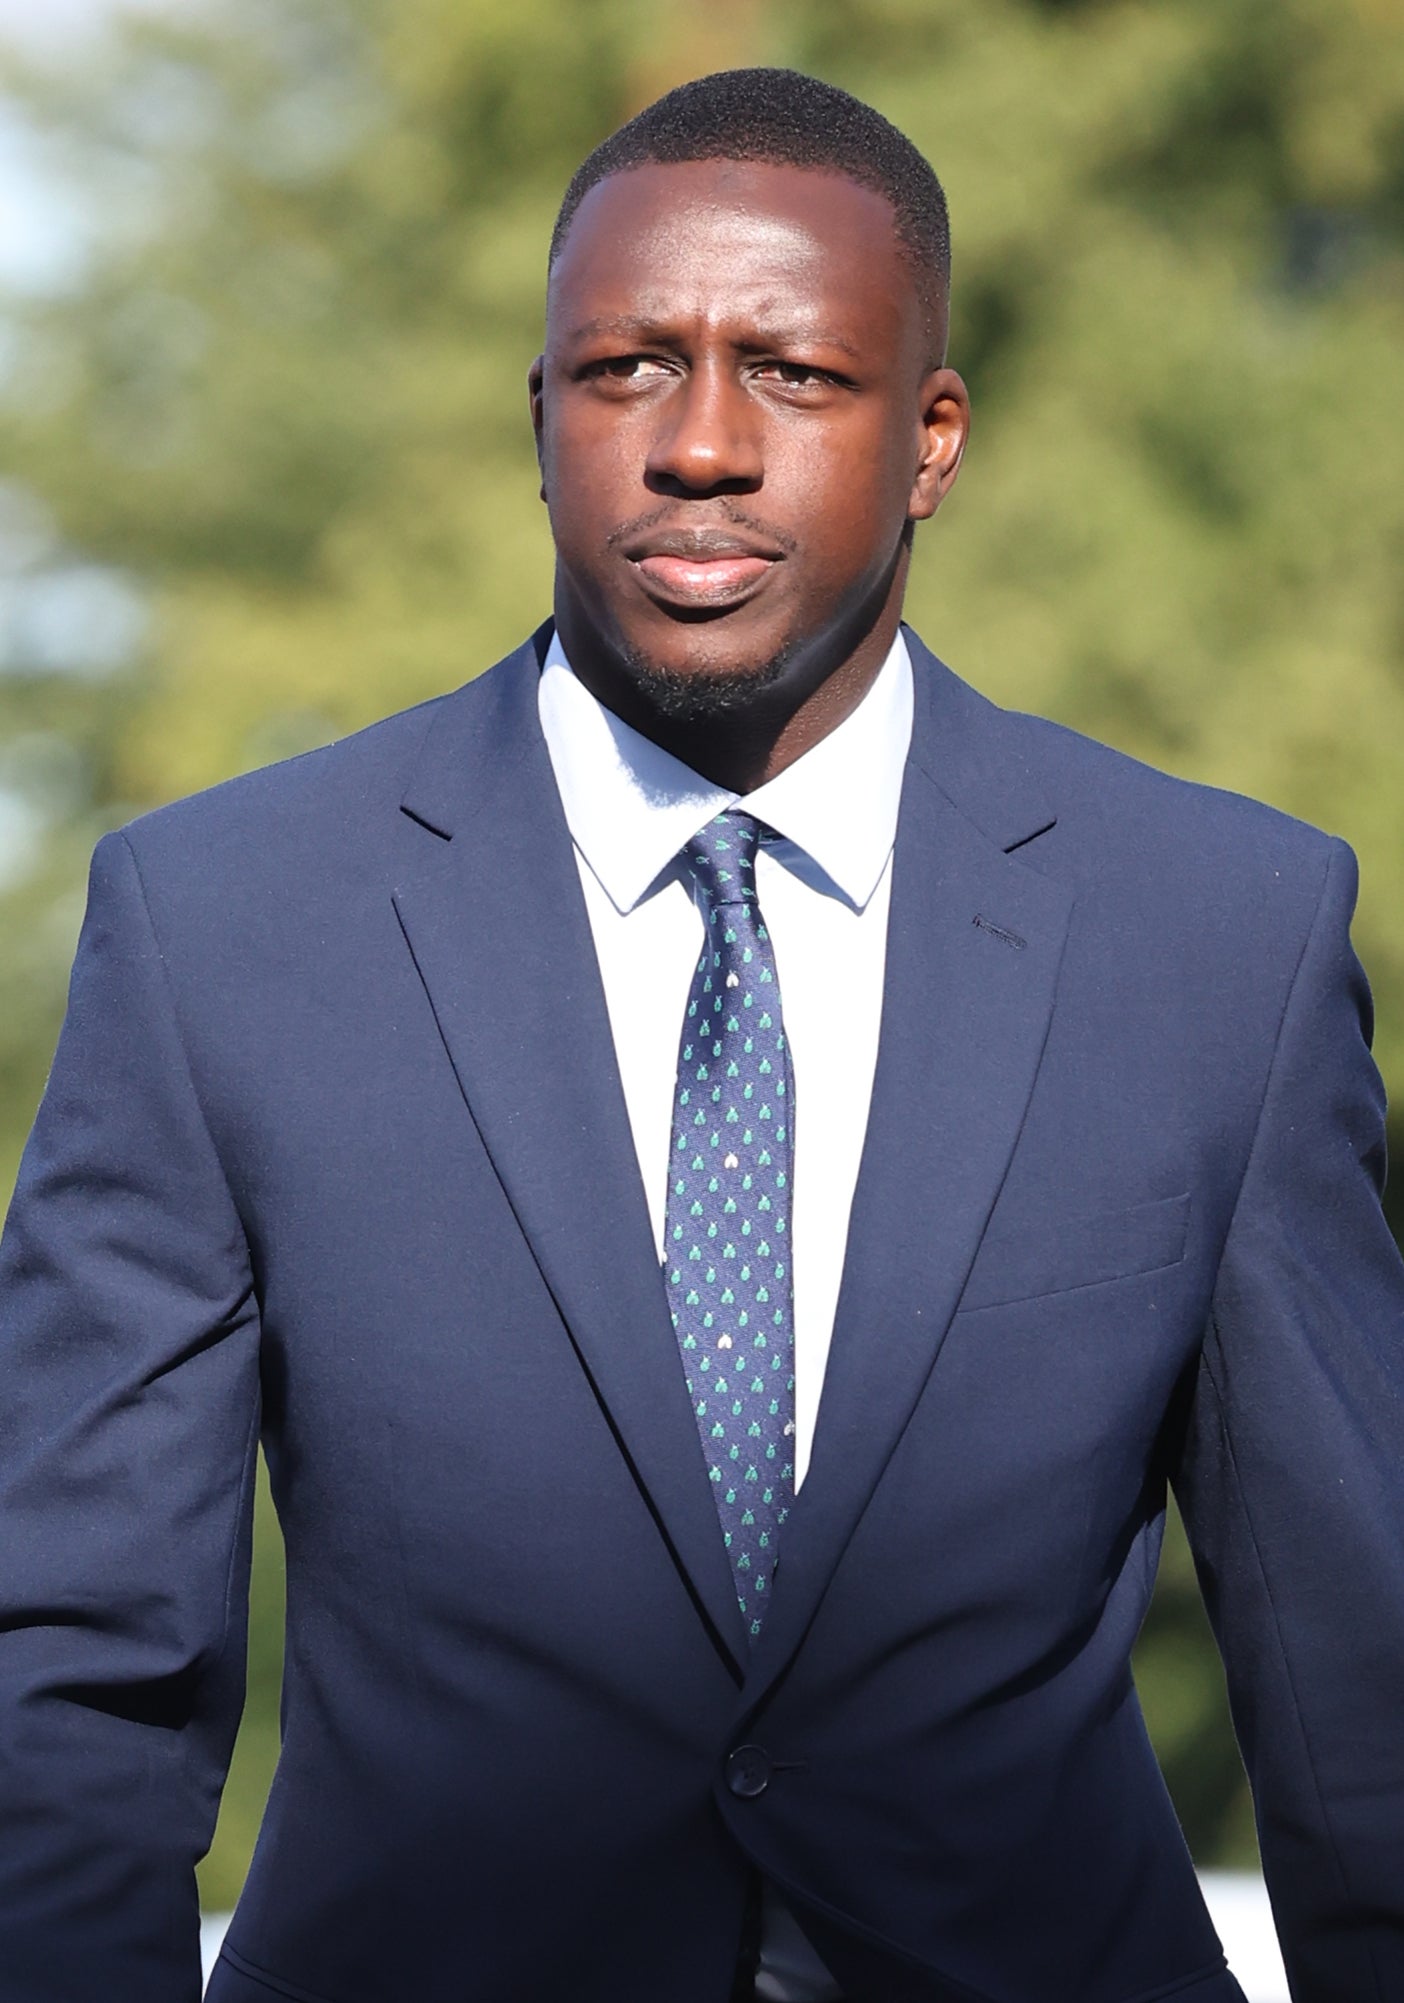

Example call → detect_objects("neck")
556 590 907 795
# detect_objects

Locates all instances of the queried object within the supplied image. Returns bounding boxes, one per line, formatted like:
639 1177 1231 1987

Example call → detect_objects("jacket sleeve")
0 831 261 2003
1175 836 1404 2002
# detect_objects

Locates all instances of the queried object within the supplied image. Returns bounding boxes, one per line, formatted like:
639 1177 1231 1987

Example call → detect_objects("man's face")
532 158 967 718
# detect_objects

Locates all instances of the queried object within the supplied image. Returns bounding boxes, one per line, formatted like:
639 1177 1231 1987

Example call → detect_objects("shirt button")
725 1745 773 1798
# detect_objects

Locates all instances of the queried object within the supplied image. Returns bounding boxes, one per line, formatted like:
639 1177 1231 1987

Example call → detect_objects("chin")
619 635 796 724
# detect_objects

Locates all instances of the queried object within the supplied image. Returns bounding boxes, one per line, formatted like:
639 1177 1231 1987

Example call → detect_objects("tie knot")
683 811 762 911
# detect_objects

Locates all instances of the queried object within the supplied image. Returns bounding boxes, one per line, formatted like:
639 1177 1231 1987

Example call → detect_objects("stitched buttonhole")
972 914 1027 951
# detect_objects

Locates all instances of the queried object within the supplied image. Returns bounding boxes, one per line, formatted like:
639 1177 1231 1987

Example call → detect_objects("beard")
617 636 796 724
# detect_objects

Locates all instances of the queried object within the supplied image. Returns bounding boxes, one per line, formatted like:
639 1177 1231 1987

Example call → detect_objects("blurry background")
1 0 1402 1920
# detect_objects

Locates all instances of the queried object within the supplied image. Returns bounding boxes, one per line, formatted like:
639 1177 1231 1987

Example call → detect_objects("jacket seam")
737 1865 998 1999
1114 1951 1233 2002
1206 835 1338 1293
116 829 263 1733
1198 1333 1382 2003
217 1941 344 2003
734 1856 1233 2003
1200 833 1384 2003
117 830 257 1254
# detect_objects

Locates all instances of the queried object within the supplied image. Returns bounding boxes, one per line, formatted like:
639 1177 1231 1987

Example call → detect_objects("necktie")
665 810 796 1642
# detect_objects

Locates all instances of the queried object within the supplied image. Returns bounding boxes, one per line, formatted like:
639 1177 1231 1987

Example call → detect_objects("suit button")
725 1745 773 1798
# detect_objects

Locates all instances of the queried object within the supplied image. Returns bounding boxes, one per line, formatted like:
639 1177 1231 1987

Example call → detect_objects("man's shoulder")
912 640 1339 899
1015 703 1334 871
968 700 1358 1046
114 628 543 900
120 688 448 867
1020 715 1347 985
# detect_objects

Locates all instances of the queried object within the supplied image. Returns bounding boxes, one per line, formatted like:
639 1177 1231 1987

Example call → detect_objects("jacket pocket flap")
960 1191 1191 1313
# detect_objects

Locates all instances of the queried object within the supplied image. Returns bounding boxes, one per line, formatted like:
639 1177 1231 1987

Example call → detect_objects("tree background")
1 0 1402 1913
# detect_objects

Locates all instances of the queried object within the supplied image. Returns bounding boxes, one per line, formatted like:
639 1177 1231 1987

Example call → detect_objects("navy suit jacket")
2 627 1403 2003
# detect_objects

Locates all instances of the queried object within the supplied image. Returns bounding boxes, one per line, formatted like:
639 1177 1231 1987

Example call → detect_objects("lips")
635 553 773 599
621 528 784 607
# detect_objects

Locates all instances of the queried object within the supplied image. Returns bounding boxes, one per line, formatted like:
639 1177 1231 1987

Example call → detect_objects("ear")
528 355 546 499
908 367 970 522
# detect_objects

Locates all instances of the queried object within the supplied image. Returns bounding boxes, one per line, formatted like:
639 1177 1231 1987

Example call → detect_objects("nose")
645 360 763 495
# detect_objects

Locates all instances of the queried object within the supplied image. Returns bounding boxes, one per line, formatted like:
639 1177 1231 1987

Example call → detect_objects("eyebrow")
564 315 863 360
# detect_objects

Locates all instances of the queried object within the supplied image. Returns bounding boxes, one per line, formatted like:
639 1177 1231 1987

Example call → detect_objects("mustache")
605 503 799 558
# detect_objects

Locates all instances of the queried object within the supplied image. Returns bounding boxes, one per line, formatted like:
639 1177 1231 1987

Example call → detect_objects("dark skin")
530 157 970 794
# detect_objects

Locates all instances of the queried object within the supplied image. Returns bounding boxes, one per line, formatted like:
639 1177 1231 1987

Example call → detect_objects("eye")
752 360 846 392
587 355 674 382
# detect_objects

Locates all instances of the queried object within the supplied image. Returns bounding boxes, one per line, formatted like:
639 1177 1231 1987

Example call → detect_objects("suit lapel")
393 633 749 1673
745 636 1074 1697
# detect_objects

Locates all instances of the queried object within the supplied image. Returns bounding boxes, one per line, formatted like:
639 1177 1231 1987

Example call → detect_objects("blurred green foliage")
1 0 1401 1913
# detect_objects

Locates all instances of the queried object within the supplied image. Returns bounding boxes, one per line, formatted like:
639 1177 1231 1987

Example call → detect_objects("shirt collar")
538 628 914 916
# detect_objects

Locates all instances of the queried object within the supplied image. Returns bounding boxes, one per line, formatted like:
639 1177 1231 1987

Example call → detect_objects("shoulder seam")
114 830 257 1260
1208 835 1345 1277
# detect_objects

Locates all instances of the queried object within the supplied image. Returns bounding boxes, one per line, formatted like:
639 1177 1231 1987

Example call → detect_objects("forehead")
548 157 918 346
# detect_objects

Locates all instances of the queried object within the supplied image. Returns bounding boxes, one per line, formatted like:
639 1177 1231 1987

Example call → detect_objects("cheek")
785 429 915 555
542 421 633 533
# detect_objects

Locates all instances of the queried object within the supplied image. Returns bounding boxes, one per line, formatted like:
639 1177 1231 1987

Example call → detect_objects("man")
1 64 1401 2003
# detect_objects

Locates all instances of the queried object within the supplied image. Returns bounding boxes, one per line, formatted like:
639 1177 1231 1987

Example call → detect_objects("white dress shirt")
537 628 914 2002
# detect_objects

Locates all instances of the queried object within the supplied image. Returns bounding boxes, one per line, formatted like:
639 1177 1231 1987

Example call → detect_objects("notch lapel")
745 640 1074 1698
393 636 748 1673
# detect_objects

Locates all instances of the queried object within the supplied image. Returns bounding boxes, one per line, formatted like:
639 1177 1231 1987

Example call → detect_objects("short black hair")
549 68 950 338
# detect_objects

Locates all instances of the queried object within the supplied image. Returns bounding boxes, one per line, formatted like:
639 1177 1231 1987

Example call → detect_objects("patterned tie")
665 810 796 1642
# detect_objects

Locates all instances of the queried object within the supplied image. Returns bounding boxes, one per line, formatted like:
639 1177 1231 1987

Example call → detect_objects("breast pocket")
959 1191 1191 1313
